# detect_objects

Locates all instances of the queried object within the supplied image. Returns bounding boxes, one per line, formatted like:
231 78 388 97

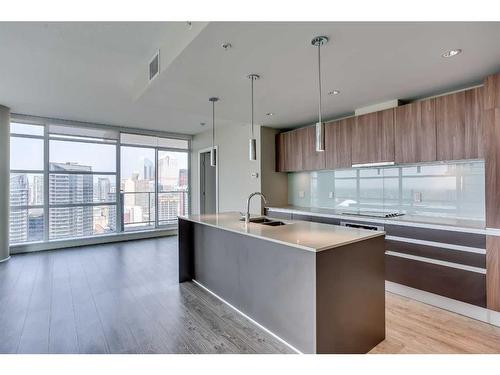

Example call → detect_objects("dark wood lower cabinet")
385 224 486 249
267 209 489 308
385 254 486 307
386 239 486 268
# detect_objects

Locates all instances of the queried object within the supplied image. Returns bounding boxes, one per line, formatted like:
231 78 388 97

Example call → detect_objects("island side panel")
191 222 317 354
315 235 386 354
178 218 195 282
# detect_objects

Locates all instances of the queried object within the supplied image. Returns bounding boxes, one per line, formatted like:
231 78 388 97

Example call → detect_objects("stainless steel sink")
241 217 288 226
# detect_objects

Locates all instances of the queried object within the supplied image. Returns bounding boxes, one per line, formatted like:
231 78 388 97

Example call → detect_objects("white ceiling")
1 21 500 135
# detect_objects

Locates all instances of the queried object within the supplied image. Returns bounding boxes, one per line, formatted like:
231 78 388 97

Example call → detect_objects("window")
158 151 188 226
120 134 189 231
8 118 190 246
48 128 118 240
9 123 45 244
121 146 156 230
10 122 44 136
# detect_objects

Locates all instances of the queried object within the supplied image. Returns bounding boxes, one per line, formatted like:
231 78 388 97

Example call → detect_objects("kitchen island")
178 212 386 354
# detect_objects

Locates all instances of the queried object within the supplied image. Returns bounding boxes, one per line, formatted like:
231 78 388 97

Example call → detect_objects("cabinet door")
288 129 303 171
301 125 325 171
352 109 395 165
325 117 353 169
276 133 286 172
278 129 304 172
464 87 485 159
395 99 437 163
435 88 484 161
436 91 466 161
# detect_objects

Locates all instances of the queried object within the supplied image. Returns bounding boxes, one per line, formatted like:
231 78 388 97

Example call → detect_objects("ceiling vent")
149 50 160 82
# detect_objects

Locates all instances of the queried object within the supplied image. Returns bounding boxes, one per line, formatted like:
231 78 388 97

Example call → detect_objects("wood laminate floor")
1 236 500 354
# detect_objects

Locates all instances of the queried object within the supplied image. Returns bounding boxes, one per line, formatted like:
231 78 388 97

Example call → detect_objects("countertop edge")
178 215 384 252
266 206 488 235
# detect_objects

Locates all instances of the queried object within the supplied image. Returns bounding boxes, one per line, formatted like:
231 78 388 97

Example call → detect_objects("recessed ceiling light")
442 49 462 58
266 112 274 116
328 90 340 96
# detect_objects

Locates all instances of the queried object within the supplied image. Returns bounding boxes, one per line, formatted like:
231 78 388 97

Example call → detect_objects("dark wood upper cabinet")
394 99 437 164
325 117 353 169
276 132 286 172
464 87 485 159
277 85 486 172
276 128 303 172
301 126 326 171
352 109 395 165
436 88 484 161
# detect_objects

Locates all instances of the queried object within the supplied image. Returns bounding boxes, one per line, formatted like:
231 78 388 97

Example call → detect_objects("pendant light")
247 73 260 161
311 35 328 152
209 97 219 167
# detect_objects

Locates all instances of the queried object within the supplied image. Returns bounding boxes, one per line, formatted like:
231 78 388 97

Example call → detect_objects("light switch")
299 190 305 199
328 192 334 199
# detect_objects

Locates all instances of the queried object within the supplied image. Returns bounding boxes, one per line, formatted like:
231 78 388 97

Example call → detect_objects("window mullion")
43 123 49 242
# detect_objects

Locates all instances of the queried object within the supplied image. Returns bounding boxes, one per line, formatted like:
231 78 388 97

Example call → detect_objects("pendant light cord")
251 77 254 139
317 42 322 124
212 100 215 149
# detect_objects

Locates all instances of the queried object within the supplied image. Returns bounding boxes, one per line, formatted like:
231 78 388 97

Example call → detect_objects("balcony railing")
120 190 188 231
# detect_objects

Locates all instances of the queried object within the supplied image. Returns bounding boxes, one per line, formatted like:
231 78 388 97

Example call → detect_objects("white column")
0 105 10 262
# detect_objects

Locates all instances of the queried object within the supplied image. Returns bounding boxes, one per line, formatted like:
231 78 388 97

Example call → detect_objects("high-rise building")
97 177 111 202
158 193 179 225
158 154 179 191
9 174 29 243
31 175 44 206
143 158 154 181
49 162 93 239
178 169 188 188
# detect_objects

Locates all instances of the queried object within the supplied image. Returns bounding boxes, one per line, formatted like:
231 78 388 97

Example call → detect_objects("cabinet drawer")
385 224 486 249
385 239 486 268
385 253 486 307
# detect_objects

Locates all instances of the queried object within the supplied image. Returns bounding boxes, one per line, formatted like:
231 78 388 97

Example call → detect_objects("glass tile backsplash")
288 161 485 220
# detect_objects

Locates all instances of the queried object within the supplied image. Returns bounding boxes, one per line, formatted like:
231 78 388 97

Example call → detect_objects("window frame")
9 114 191 248
9 125 46 244
119 140 190 232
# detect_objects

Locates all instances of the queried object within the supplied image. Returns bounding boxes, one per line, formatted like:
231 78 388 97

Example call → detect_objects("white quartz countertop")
266 205 487 234
179 212 384 252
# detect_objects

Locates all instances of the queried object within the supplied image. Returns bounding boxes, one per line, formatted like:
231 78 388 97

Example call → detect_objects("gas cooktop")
340 211 404 218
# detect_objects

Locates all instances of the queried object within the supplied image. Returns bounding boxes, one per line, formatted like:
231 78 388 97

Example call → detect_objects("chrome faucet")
244 192 267 224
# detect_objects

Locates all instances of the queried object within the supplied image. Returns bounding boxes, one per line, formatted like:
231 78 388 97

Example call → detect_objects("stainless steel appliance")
341 211 404 219
340 221 385 231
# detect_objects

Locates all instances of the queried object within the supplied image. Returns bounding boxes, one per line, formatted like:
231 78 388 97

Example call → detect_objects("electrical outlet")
299 190 305 199
413 192 422 203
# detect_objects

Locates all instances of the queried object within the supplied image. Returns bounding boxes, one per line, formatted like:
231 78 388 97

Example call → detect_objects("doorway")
199 149 217 214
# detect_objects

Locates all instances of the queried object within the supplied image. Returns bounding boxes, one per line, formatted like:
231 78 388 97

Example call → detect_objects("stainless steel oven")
340 221 384 231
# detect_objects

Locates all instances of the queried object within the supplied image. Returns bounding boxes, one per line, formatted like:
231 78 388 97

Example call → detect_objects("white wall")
191 123 262 215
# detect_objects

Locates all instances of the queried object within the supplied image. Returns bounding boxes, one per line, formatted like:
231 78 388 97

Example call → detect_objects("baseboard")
10 229 177 254
386 281 500 327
